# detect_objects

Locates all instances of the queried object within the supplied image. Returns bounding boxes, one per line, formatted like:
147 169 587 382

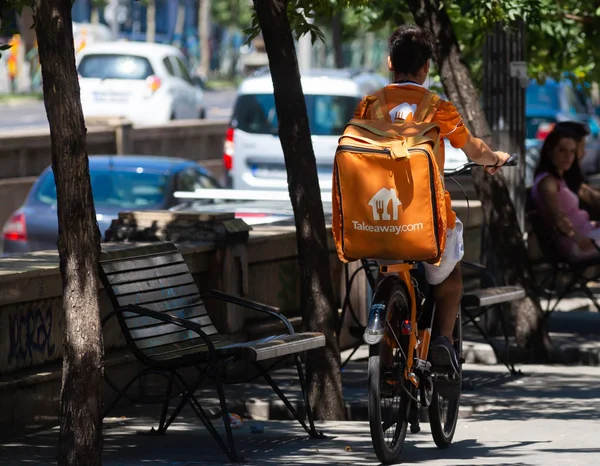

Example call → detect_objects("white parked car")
223 69 389 190
76 41 205 126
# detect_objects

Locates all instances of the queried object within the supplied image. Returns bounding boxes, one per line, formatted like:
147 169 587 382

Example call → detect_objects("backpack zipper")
337 145 391 155
337 145 441 256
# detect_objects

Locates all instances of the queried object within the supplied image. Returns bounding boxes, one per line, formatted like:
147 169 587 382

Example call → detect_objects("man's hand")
485 151 512 175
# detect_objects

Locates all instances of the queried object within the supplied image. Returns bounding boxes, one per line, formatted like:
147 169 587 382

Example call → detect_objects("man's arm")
461 133 511 173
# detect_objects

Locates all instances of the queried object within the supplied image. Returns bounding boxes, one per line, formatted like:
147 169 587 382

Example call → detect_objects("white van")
223 69 389 190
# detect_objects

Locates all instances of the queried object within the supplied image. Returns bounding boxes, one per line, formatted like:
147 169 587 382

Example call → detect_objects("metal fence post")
483 20 527 232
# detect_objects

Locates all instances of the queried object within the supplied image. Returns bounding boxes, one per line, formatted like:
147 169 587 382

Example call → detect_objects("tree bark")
407 0 552 361
252 0 345 419
33 0 104 464
146 0 156 43
199 0 211 77
172 1 186 48
331 11 344 68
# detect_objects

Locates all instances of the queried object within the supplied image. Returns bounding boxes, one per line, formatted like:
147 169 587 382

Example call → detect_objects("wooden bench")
461 261 526 374
98 242 325 463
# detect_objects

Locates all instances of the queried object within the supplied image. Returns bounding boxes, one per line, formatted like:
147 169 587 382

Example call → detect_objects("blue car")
526 78 600 180
1 155 222 254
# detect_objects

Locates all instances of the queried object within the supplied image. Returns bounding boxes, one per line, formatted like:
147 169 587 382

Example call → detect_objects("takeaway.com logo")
352 188 424 235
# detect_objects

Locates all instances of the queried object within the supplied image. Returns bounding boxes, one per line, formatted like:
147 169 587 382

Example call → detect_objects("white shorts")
375 218 465 285
423 218 464 285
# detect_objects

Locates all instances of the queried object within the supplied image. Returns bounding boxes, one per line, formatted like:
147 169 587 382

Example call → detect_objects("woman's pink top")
531 172 593 257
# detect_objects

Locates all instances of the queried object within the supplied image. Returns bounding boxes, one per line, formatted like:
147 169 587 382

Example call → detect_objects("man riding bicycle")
355 24 511 392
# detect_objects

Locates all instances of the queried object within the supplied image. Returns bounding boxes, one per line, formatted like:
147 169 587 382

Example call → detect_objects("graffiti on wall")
8 300 57 366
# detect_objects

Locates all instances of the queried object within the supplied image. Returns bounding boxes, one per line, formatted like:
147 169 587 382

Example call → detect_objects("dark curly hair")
388 24 435 76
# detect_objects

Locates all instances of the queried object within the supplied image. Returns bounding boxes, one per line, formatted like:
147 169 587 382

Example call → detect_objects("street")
0 363 598 465
0 88 236 132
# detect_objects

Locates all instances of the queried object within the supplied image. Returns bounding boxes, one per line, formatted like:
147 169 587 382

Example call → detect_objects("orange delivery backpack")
332 89 447 264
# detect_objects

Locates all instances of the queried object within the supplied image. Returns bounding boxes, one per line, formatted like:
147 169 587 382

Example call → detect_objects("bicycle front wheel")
368 280 413 464
429 308 462 448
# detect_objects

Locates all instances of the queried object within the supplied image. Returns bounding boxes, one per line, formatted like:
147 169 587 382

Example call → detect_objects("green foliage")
243 0 332 44
212 0 253 31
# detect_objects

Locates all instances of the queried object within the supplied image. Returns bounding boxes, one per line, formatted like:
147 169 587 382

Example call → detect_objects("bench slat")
116 284 199 307
462 286 526 309
124 305 208 329
106 263 190 285
101 253 185 275
129 315 214 339
134 325 219 350
111 274 195 296
241 332 326 362
122 295 205 315
101 243 179 263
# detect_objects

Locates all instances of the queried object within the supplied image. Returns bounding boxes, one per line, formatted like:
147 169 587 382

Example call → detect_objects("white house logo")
369 188 401 220
389 102 417 122
352 187 424 235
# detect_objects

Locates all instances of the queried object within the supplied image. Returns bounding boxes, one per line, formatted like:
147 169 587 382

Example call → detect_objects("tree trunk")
407 0 552 361
33 0 104 464
146 0 156 43
198 0 211 78
252 0 345 419
331 11 344 68
172 1 186 48
91 7 100 24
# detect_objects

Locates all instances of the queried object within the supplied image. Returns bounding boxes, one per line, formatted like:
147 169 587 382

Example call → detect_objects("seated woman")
531 129 600 262
554 121 600 220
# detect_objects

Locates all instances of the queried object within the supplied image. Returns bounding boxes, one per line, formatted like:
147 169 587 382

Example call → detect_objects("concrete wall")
0 120 228 228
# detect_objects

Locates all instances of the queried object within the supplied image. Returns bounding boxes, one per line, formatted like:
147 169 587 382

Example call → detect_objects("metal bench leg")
171 369 241 463
102 367 155 419
157 375 174 433
253 360 324 439
158 365 211 433
294 355 324 438
340 345 361 370
463 308 517 375
581 282 600 313
497 305 521 375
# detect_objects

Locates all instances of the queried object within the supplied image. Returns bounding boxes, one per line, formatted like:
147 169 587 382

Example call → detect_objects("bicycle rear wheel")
429 309 462 448
368 280 413 464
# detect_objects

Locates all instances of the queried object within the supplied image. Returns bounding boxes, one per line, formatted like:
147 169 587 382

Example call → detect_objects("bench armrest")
115 304 218 356
207 289 295 335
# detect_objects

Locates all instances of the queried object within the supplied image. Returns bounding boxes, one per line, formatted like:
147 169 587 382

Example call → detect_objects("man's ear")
387 56 394 72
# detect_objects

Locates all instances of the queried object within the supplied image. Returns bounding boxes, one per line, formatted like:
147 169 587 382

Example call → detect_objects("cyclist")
354 24 511 392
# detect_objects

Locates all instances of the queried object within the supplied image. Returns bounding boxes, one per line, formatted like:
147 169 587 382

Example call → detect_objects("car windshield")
34 168 169 209
232 94 360 136
526 84 560 110
78 54 154 80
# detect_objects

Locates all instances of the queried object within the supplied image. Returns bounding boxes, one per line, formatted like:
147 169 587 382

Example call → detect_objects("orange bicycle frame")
379 263 431 388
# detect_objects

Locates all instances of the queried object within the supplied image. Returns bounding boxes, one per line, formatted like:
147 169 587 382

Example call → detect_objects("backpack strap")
414 90 441 123
360 88 391 122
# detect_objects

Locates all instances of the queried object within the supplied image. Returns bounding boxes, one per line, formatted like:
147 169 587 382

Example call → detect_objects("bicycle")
363 154 518 464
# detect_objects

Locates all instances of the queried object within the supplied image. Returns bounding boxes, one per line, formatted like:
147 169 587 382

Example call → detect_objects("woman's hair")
553 121 590 142
534 130 582 189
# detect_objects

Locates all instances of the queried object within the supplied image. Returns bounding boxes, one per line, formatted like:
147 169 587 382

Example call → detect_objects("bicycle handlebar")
444 153 518 177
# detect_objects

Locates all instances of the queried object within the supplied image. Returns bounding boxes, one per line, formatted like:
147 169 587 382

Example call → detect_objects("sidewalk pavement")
1 363 599 465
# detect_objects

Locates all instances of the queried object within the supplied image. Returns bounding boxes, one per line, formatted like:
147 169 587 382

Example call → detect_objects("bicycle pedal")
410 423 421 434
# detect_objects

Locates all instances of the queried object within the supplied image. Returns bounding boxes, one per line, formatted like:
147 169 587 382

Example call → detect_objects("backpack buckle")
390 138 410 160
